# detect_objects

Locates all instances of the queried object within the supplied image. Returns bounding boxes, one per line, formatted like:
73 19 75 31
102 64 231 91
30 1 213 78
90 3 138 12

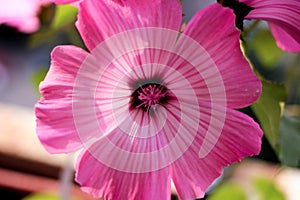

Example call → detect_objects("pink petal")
0 0 41 33
3 17 40 33
240 0 300 52
47 0 80 6
171 103 263 199
269 22 300 53
76 0 182 51
181 3 261 108
52 0 79 4
35 45 89 153
75 149 171 200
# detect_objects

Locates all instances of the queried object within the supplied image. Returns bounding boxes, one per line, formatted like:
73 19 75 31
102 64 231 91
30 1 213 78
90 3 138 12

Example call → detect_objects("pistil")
130 83 169 113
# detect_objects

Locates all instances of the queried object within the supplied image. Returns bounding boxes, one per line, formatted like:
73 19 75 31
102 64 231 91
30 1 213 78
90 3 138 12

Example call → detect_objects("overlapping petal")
45 0 80 6
51 0 79 4
171 103 263 199
240 0 300 52
269 22 300 52
35 46 88 153
76 0 182 51
75 149 171 200
182 3 261 108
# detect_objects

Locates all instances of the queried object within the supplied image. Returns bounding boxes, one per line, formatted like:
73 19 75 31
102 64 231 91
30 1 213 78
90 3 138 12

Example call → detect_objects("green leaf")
253 178 285 200
39 4 56 27
22 193 80 200
207 183 247 200
278 115 300 167
52 5 78 30
28 28 56 48
22 193 58 200
31 67 49 94
249 28 285 69
28 5 78 48
251 80 287 149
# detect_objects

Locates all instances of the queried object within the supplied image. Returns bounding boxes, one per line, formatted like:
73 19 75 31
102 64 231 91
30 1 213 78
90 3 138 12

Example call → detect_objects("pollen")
130 83 169 113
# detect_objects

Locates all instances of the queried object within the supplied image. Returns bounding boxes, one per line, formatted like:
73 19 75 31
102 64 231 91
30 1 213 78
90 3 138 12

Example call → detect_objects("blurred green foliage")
253 178 285 200
31 67 49 95
51 5 78 31
249 28 286 69
29 4 84 48
207 177 286 200
207 183 247 200
251 80 287 149
22 193 80 200
278 115 300 167
22 193 58 200
245 21 300 168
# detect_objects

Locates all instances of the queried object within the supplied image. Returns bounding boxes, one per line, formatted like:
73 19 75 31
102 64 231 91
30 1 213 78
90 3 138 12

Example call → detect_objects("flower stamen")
130 83 169 113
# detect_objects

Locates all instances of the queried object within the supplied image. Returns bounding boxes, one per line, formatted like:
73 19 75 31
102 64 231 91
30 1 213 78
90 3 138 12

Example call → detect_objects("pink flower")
239 0 300 52
35 0 263 199
0 0 43 33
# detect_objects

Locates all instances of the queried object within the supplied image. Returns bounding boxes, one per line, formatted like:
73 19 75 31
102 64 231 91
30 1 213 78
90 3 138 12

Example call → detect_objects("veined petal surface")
240 0 300 52
35 2 263 200
269 22 300 53
182 3 261 108
75 149 171 200
35 46 88 153
76 0 182 51
171 103 262 199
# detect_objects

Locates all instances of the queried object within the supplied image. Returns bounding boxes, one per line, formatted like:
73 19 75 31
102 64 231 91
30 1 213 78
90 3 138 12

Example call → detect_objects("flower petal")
35 45 88 153
240 0 300 52
182 3 261 108
47 0 80 6
0 0 41 33
51 0 78 4
75 149 171 200
76 0 182 51
171 103 263 199
269 22 300 53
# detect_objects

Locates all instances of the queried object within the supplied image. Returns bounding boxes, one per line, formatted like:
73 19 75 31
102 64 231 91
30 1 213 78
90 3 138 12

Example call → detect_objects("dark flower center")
130 83 170 113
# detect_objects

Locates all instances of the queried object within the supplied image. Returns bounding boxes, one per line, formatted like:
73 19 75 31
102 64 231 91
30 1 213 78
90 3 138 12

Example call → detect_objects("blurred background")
0 0 299 199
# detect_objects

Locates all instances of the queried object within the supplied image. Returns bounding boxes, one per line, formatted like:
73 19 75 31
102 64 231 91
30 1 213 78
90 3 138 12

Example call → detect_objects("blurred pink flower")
49 0 80 5
0 0 44 33
240 0 300 52
35 0 262 199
